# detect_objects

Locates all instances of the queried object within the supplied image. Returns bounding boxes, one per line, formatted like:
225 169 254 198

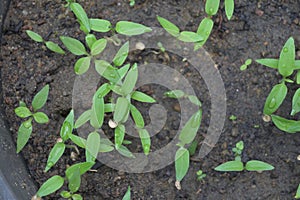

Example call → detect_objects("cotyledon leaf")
263 83 287 115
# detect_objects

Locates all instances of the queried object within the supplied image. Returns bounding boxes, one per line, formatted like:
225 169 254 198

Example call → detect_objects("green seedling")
295 184 300 199
214 141 274 172
14 85 49 153
122 186 131 200
157 42 166 53
158 0 234 50
229 114 237 121
129 0 135 7
164 90 202 190
256 37 300 133
196 170 206 181
240 59 252 71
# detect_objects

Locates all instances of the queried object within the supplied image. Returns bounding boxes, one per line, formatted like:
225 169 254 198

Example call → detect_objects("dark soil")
1 0 300 199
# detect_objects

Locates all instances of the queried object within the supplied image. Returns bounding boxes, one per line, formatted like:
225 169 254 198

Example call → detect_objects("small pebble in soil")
262 114 271 122
135 42 145 50
70 151 77 161
297 155 300 161
109 119 118 128
31 195 41 200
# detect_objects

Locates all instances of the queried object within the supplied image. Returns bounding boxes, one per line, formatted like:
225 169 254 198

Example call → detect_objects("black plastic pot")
0 0 37 199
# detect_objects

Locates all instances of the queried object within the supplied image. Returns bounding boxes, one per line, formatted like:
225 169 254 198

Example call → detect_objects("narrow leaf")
291 88 300 116
278 37 295 77
263 83 287 115
122 186 131 200
69 134 87 148
177 31 203 43
296 71 300 84
85 34 97 49
175 147 190 181
85 132 100 162
117 64 131 80
17 120 33 153
74 57 91 75
32 84 49 111
44 142 66 172
113 41 129 67
138 129 151 155
115 21 152 36
295 184 300 199
90 18 111 33
178 110 202 145
90 97 104 129
26 30 43 42
130 104 144 128
131 91 156 103
95 60 120 83
115 124 125 149
245 160 274 171
271 115 300 133
104 103 115 113
156 16 180 37
187 95 202 106
225 0 234 20
60 36 87 56
214 161 244 172
164 90 185 98
121 63 138 95
36 175 64 197
91 38 107 56
45 41 65 54
205 0 220 16
66 162 95 177
75 109 91 129
114 97 130 123
60 110 74 141
117 145 135 158
195 17 214 50
70 3 90 32
67 168 81 193
255 58 278 69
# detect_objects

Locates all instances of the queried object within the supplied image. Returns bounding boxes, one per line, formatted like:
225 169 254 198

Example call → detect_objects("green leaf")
14 107 32 118
295 60 300 70
138 129 151 155
16 119 33 153
121 63 138 95
177 31 203 43
36 175 64 197
130 105 144 128
60 191 72 198
278 37 295 77
32 84 49 111
255 58 278 69
291 88 300 116
214 160 244 172
194 17 214 50
115 124 125 149
33 112 49 124
95 83 111 98
85 132 100 162
296 71 300 84
60 36 87 56
114 97 130 123
178 110 202 145
115 21 152 36
245 160 274 171
263 83 287 115
117 64 131 80
72 194 83 200
175 147 190 181
271 115 300 133
131 91 156 103
117 145 135 158
69 134 87 148
67 167 81 193
91 38 107 56
104 103 115 113
26 30 43 42
60 110 74 141
99 143 114 153
75 109 91 129
44 142 66 172
74 57 91 75
205 0 220 16
66 162 95 177
85 34 97 49
19 101 26 107
225 0 234 20
295 184 300 199
70 3 90 33
122 186 131 200
187 95 202 106
245 59 252 65
90 97 104 129
187 140 198 156
113 41 129 67
240 64 247 71
45 41 65 54
90 18 111 33
156 16 180 37
164 90 185 98
110 85 123 96
95 60 120 83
